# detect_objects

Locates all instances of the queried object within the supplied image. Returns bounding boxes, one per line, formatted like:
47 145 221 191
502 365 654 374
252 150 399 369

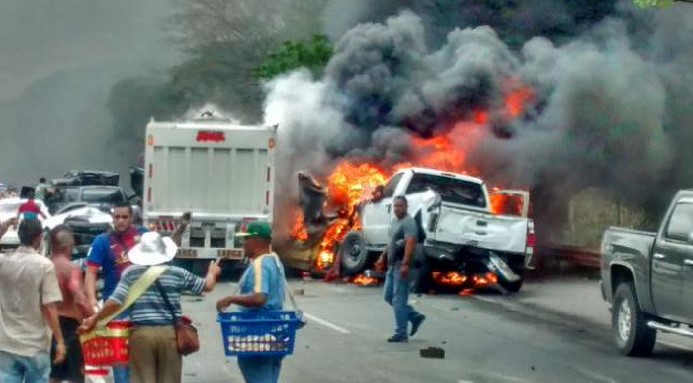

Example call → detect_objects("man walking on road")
376 195 426 343
49 225 94 383
216 221 287 383
0 219 66 383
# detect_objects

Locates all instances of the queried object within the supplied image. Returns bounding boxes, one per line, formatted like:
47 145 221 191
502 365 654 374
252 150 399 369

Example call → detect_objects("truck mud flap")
487 253 521 282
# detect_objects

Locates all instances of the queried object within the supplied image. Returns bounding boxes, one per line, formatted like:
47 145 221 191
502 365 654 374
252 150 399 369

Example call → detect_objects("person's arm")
400 219 419 278
204 259 222 292
69 268 94 317
41 265 66 363
216 293 267 311
0 218 16 240
84 267 99 309
84 239 105 309
78 299 122 334
400 236 417 278
41 303 66 363
171 212 191 246
216 258 269 311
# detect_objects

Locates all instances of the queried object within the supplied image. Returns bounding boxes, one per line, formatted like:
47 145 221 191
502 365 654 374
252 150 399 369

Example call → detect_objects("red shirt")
18 199 41 215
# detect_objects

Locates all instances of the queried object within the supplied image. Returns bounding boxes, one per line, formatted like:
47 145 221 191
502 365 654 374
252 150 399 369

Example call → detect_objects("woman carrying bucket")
79 232 222 383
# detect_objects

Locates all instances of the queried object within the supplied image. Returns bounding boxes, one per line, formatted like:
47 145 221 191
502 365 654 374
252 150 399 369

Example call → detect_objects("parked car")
44 203 113 257
601 190 693 356
44 185 135 215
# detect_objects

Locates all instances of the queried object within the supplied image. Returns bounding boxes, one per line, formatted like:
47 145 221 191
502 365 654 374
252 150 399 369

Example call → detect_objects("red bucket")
80 321 130 366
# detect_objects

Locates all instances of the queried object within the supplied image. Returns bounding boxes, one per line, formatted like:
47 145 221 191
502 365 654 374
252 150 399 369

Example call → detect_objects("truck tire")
339 231 369 276
612 282 656 356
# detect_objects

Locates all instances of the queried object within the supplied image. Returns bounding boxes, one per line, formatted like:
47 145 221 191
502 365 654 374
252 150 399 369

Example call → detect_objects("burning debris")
352 274 381 287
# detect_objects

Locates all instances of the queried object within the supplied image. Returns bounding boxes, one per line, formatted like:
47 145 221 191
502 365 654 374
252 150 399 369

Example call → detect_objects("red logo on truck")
196 131 225 143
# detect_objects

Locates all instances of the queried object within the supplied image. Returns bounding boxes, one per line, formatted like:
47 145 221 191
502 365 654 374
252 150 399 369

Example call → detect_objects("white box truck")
143 117 277 270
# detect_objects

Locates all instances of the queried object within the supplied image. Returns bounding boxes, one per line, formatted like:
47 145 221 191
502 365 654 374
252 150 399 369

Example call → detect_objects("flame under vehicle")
601 190 693 357
142 117 277 272
338 167 535 293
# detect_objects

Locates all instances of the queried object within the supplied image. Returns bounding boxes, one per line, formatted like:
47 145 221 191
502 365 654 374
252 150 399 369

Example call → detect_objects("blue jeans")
0 350 50 383
237 356 283 383
384 262 421 338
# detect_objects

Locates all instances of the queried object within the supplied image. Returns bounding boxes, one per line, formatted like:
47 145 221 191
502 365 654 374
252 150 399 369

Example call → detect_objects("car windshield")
406 173 486 208
81 188 125 204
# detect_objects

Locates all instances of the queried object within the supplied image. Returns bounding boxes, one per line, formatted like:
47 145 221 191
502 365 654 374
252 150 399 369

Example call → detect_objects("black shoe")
387 334 408 343
410 314 426 336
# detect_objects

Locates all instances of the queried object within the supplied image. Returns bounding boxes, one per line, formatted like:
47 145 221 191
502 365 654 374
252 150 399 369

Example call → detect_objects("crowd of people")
0 200 293 383
0 176 427 383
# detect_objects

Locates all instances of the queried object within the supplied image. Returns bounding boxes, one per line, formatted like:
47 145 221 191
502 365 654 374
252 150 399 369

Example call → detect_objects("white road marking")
304 312 351 334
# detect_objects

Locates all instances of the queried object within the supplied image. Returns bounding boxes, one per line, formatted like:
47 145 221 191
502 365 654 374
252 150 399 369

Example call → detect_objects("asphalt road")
178 278 693 383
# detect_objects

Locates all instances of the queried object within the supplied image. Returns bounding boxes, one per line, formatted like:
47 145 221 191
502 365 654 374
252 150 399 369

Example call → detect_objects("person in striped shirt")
79 232 221 383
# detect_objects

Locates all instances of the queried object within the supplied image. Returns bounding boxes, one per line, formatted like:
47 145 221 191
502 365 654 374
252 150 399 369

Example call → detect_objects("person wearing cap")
79 232 222 383
216 221 287 383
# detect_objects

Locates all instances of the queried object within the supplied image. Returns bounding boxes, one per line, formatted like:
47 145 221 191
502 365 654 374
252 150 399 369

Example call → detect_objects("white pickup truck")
338 167 535 292
143 116 277 272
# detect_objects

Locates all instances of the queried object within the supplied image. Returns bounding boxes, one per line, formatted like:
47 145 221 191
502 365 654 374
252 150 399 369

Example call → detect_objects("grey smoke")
0 0 179 188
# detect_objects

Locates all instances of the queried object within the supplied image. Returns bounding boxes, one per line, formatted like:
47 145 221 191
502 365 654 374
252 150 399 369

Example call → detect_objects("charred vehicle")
51 170 119 187
42 186 139 257
338 167 534 292
601 190 693 356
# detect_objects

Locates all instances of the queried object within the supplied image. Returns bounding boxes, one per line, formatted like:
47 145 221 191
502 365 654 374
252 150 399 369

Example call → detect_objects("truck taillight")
147 187 151 203
527 232 536 248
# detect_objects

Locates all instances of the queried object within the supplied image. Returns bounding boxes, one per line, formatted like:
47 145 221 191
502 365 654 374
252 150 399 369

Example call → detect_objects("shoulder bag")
154 279 200 356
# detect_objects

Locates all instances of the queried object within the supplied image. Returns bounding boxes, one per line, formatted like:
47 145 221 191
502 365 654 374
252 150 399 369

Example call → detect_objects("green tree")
254 35 332 81
634 0 693 7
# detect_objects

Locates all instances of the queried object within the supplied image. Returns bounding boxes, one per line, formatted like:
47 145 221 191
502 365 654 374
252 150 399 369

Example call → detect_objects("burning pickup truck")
284 165 534 292
338 167 534 292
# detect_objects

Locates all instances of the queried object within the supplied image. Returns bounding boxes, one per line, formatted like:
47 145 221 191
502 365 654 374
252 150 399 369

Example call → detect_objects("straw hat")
128 232 178 266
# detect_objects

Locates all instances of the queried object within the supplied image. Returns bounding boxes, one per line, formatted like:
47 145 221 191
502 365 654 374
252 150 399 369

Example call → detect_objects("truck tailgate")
433 203 529 254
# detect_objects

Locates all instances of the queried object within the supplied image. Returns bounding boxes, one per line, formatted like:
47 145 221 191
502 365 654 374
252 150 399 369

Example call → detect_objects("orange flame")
291 214 309 241
352 274 380 286
504 79 535 119
489 193 525 216
432 271 467 287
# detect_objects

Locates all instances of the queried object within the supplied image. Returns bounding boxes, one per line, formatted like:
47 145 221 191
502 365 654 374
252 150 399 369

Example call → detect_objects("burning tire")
339 231 369 276
612 282 656 356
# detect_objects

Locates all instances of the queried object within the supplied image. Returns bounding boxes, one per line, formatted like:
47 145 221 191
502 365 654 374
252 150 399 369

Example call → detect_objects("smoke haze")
0 0 179 187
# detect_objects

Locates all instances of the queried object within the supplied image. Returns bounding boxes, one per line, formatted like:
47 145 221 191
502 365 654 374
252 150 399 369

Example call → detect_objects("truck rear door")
651 200 693 321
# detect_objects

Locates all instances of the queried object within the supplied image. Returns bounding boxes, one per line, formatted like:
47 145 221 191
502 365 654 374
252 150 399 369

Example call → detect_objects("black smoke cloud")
266 2 693 237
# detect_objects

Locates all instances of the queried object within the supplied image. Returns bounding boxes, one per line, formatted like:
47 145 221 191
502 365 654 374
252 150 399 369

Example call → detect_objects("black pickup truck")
601 190 693 356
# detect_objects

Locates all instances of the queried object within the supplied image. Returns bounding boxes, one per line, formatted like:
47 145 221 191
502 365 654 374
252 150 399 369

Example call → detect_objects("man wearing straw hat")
80 232 221 383
216 221 287 383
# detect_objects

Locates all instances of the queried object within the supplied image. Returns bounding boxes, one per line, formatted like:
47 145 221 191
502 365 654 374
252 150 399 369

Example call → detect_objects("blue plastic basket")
217 311 301 357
